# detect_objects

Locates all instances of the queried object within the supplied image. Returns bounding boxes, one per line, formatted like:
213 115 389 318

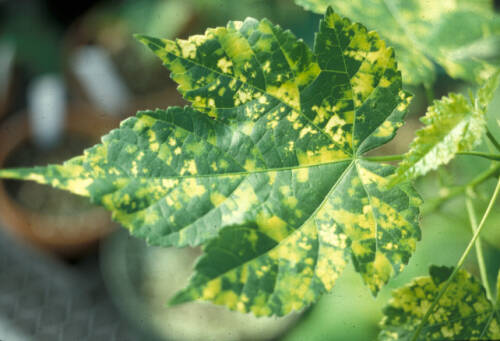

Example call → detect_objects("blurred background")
0 0 499 340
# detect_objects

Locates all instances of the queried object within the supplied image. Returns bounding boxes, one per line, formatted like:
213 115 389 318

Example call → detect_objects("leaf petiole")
487 129 500 152
364 151 500 163
363 154 405 162
457 151 500 161
411 176 500 341
465 191 493 301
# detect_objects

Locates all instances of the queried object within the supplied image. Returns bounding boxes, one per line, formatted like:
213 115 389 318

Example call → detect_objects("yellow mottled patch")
180 160 197 175
351 72 374 106
210 192 226 206
150 142 159 152
182 178 206 197
280 185 291 196
374 121 395 138
144 211 160 225
26 173 47 184
66 178 93 196
284 197 298 208
250 294 272 316
240 121 254 135
296 168 309 183
268 172 276 185
325 115 346 133
296 146 349 165
217 57 233 73
262 60 271 73
315 248 345 290
299 126 314 139
333 208 375 237
351 240 373 258
363 253 393 292
295 63 321 87
202 278 222 300
358 165 388 186
177 39 197 59
256 212 289 242
244 159 256 171
214 290 239 310
267 82 300 111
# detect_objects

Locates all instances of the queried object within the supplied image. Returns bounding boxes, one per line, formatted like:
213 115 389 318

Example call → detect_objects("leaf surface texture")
380 266 500 340
296 0 500 85
0 8 421 315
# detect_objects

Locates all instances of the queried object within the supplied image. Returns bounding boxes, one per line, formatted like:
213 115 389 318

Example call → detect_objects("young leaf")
0 9 421 315
390 71 500 185
295 0 500 85
379 266 500 340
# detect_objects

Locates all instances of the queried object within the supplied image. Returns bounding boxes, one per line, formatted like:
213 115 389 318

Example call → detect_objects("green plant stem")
364 151 500 163
496 271 500 308
424 84 435 105
422 163 500 214
458 151 500 161
363 154 405 162
411 176 500 341
487 130 500 152
465 192 492 301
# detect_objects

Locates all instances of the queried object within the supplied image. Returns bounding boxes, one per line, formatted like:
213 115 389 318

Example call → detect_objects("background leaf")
295 0 500 85
379 266 500 340
0 8 421 315
390 71 500 185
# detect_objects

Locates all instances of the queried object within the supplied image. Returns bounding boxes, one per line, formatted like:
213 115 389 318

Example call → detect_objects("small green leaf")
390 71 500 185
295 0 500 85
0 8 422 316
380 266 500 340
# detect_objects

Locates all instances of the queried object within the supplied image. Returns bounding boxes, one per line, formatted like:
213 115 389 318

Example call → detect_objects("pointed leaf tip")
134 34 165 52
168 290 193 307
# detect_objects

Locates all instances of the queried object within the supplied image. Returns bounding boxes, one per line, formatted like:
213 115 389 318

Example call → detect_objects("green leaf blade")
295 0 500 85
380 266 500 340
138 7 410 157
0 8 422 316
391 71 500 185
170 160 421 315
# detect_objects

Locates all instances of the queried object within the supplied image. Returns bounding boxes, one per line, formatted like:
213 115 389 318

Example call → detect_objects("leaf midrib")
181 161 356 288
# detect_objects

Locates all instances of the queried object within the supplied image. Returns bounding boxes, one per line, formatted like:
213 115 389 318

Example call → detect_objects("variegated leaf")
0 9 421 316
295 0 500 85
380 266 500 340
390 71 500 185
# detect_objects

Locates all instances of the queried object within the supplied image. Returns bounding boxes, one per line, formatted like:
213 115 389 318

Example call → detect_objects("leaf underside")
295 0 500 85
0 8 421 316
390 71 500 185
380 266 500 340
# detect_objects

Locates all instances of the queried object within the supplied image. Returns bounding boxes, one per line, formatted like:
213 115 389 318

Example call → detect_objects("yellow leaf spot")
217 57 233 73
296 168 309 182
202 278 222 300
66 178 93 196
210 192 226 206
256 212 289 241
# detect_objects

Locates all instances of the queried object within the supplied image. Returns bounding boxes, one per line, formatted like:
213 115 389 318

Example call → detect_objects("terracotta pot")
0 105 119 256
